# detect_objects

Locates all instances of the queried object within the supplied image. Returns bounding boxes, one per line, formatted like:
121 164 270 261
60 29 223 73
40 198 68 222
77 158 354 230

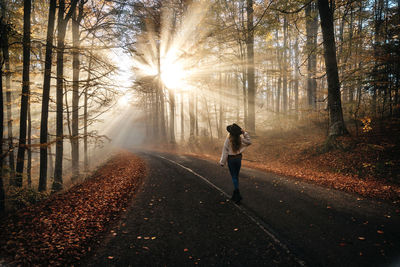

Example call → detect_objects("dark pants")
228 155 242 190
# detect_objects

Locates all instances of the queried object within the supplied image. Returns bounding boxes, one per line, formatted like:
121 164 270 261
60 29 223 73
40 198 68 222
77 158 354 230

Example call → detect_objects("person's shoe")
235 189 242 204
231 189 238 201
231 189 242 204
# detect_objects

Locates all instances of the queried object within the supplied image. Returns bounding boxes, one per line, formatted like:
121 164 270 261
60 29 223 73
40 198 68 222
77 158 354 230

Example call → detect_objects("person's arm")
241 131 252 146
219 138 229 166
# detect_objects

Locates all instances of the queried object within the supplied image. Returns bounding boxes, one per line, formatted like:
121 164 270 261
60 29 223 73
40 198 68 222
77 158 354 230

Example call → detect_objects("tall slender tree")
71 0 85 180
53 0 78 191
246 0 255 132
15 0 31 187
305 1 318 110
282 15 288 112
169 88 176 143
0 22 5 213
317 0 348 138
0 0 14 182
38 0 57 192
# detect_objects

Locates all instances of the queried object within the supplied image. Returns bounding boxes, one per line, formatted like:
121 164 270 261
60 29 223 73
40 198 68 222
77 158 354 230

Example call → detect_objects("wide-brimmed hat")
226 123 242 136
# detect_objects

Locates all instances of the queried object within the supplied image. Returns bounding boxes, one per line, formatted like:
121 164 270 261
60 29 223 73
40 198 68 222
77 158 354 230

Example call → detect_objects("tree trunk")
236 73 240 122
39 0 56 191
218 73 223 138
195 93 199 136
246 0 255 132
276 76 281 113
180 93 184 141
189 92 195 141
71 1 84 180
169 89 175 143
54 10 66 191
317 0 348 137
242 65 247 127
204 96 213 141
0 10 15 182
306 2 318 110
154 85 160 139
15 0 31 187
294 35 299 116
48 134 54 180
84 47 93 172
53 0 78 192
27 100 31 187
0 43 5 213
282 16 288 113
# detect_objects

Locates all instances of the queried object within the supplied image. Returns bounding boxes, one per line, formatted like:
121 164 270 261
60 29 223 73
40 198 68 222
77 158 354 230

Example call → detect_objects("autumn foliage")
155 120 400 202
0 152 146 266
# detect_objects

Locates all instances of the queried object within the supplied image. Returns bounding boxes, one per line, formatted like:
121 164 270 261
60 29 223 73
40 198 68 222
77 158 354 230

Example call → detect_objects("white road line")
157 154 307 267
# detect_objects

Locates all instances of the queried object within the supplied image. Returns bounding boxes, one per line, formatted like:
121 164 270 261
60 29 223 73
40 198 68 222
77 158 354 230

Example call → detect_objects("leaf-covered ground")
151 120 400 203
0 151 146 266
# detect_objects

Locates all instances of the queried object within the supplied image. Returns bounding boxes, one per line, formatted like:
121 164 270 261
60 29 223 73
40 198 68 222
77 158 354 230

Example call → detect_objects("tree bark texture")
294 36 299 115
189 92 195 140
53 0 78 192
84 47 93 172
27 101 31 187
169 89 176 143
246 0 255 132
180 93 184 141
317 0 348 136
306 2 318 110
0 40 5 213
282 16 288 113
39 0 56 192
71 0 84 180
0 5 15 182
15 0 31 187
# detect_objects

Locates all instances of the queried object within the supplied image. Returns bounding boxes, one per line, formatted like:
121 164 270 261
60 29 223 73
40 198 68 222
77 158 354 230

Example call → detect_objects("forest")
1 0 399 212
1 0 400 265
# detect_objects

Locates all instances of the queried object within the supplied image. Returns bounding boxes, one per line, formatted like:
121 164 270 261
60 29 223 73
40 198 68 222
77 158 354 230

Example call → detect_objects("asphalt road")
89 151 400 267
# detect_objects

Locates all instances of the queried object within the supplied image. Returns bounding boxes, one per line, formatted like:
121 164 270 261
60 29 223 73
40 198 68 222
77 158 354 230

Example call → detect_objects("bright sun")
161 61 185 90
118 93 131 107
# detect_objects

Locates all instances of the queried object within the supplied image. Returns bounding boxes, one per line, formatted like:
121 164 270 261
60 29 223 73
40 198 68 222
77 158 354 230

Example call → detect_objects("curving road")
89 151 400 266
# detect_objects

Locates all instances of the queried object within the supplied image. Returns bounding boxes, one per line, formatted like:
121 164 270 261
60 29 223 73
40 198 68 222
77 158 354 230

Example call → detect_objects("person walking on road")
219 123 251 204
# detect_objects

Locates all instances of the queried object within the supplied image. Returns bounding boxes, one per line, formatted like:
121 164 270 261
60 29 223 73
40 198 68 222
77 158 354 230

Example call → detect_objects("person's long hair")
229 133 241 153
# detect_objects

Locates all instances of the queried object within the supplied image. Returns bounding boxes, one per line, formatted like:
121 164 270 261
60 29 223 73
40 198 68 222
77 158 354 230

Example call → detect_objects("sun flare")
161 61 185 90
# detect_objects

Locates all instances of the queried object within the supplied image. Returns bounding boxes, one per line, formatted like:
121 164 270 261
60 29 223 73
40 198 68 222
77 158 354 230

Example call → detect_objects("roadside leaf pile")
0 152 146 266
